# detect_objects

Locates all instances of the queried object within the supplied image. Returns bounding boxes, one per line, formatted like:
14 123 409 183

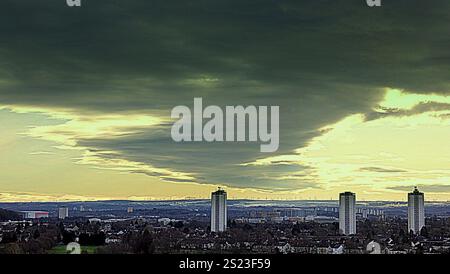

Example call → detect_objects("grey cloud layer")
1 0 450 190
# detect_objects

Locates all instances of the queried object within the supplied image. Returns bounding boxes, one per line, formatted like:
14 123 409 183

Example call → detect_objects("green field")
48 245 99 254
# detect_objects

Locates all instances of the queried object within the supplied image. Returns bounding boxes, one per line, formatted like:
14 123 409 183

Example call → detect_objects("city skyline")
2 185 447 256
1 1 450 202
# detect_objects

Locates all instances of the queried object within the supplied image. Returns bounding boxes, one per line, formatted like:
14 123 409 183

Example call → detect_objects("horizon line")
1 198 449 204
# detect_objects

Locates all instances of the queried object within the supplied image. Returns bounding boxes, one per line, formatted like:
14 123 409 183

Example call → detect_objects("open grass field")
48 245 99 254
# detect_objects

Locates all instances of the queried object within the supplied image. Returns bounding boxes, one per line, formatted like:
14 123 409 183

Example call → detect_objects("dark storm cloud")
1 0 450 190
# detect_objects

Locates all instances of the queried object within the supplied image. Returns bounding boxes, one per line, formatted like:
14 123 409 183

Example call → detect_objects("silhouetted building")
211 188 227 232
339 192 356 235
408 187 425 234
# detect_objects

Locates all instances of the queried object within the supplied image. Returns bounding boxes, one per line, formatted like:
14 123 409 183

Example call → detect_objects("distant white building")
157 218 172 225
408 187 425 234
211 188 227 232
20 211 49 219
331 245 344 254
89 218 101 223
58 207 69 219
339 192 356 235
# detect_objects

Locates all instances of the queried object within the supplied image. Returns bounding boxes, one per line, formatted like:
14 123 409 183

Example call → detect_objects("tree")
1 231 18 244
79 232 106 246
420 226 429 238
33 229 41 239
132 229 155 254
0 208 21 221
61 231 76 245
0 243 23 254
243 224 253 231
173 221 184 229
292 222 303 235
58 221 65 233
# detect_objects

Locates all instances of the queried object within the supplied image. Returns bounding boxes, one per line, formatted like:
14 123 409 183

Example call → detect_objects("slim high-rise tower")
339 192 356 235
211 188 227 232
408 187 425 234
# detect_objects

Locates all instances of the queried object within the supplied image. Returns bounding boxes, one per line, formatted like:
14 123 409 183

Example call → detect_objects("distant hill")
0 208 21 221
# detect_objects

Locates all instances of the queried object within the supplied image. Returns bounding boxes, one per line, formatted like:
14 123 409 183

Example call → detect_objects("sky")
1 0 450 202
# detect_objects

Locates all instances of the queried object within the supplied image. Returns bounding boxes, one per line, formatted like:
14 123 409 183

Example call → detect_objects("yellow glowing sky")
1 89 450 202
244 89 450 201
